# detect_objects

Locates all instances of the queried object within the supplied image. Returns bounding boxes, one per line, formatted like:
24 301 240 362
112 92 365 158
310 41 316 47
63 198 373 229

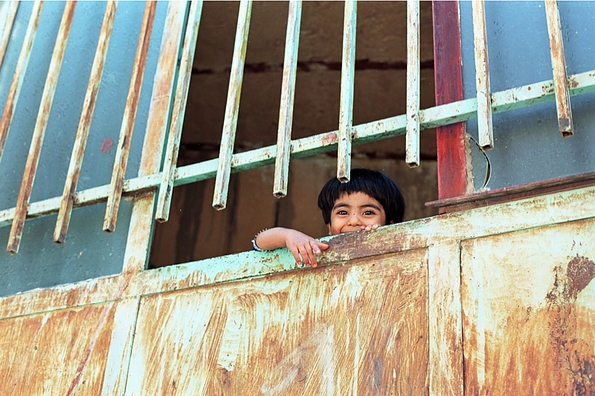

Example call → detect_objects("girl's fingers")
290 239 327 268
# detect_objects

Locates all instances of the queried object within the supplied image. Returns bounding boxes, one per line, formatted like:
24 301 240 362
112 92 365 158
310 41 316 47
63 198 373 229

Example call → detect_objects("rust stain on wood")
126 250 429 395
462 221 595 395
0 304 116 395
544 256 595 395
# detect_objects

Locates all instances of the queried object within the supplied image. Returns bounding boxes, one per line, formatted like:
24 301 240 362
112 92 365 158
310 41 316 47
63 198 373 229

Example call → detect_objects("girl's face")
327 192 387 235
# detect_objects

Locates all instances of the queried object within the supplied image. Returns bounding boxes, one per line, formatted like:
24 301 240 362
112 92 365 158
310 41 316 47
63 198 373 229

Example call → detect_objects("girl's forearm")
254 227 290 251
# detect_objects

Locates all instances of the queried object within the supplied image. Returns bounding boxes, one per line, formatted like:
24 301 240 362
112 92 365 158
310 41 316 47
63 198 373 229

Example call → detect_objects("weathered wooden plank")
126 249 428 395
405 0 421 167
212 0 252 210
428 240 463 395
103 0 156 233
471 0 494 150
101 297 141 395
0 0 20 69
155 0 203 222
0 303 117 395
7 1 76 254
0 186 594 393
273 0 301 198
336 0 356 182
1 184 595 330
545 0 573 137
54 0 117 244
461 217 595 394
0 0 43 166
427 169 595 212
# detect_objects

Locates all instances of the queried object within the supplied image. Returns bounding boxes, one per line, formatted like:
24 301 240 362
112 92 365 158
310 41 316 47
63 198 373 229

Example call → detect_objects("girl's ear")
327 223 332 235
389 220 394 224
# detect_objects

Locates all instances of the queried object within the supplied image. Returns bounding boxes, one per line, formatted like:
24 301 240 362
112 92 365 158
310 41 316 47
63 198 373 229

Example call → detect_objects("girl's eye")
336 210 348 215
363 210 375 216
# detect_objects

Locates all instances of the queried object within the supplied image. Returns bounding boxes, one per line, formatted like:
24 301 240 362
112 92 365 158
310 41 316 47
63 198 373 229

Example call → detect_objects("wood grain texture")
127 249 428 395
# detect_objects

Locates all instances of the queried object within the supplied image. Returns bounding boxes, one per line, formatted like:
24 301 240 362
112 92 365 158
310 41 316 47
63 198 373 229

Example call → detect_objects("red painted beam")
432 1 468 202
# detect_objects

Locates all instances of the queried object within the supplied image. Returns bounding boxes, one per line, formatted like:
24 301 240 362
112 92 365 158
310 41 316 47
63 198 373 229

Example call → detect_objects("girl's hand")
283 229 329 268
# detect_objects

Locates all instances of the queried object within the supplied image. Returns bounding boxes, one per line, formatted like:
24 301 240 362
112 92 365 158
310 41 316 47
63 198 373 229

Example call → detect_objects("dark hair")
317 168 405 225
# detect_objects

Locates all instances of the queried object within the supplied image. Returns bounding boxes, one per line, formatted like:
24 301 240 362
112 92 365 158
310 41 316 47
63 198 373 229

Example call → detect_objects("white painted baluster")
0 0 43 166
212 0 252 210
156 0 204 222
337 0 357 182
472 0 494 150
273 0 302 198
103 0 157 232
406 0 420 167
54 0 117 243
8 1 76 253
544 0 573 137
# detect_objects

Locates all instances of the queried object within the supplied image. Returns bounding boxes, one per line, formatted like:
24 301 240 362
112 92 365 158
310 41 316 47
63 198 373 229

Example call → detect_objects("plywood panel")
0 303 119 395
127 248 428 395
461 218 595 395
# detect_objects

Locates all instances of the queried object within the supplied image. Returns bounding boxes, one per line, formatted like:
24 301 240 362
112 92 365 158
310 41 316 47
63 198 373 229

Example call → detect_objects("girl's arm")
253 227 329 268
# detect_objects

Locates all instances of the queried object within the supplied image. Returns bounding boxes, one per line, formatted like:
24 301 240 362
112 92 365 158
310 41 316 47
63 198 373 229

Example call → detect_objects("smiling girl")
252 169 405 268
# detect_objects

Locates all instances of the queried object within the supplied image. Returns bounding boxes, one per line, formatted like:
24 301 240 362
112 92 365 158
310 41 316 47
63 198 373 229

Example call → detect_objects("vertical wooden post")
155 0 204 222
7 1 76 254
337 0 357 182
544 0 573 137
433 0 469 202
0 0 43 166
472 0 494 150
54 0 117 243
212 0 252 210
273 0 302 198
103 0 156 233
406 0 421 167
0 0 20 69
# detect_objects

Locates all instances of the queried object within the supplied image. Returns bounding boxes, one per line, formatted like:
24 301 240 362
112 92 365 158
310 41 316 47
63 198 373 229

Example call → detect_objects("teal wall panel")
0 1 169 296
459 1 595 189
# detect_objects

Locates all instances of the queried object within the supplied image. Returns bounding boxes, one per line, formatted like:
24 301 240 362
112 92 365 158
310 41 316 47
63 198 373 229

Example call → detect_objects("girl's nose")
347 213 362 226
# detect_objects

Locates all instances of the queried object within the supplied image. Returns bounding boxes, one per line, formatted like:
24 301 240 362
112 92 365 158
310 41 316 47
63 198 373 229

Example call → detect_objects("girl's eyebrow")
333 202 382 210
360 203 382 210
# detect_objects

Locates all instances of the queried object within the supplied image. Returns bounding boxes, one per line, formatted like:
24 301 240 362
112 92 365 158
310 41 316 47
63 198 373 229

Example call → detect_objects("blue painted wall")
0 1 169 297
459 1 595 190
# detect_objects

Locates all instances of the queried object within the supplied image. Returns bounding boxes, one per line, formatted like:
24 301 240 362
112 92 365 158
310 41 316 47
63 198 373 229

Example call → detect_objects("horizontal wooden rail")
2 68 595 231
